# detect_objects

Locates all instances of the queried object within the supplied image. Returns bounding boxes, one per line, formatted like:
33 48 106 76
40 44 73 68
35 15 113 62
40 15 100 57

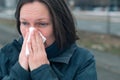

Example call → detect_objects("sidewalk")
72 10 120 23
92 50 120 74
73 10 120 16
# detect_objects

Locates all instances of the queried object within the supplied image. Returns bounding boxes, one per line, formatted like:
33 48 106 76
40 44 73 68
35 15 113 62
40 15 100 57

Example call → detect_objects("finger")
31 31 38 53
24 32 29 44
21 32 29 51
35 31 44 49
28 41 33 57
36 31 47 57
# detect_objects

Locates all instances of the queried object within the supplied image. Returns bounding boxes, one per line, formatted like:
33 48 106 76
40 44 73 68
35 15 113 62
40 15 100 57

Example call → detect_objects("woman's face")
20 1 55 46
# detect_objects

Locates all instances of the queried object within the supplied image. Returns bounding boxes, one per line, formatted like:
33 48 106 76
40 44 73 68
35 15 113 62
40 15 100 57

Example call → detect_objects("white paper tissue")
26 27 46 56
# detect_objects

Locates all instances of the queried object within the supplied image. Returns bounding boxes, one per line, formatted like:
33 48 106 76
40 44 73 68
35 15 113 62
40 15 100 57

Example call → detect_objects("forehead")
20 1 51 20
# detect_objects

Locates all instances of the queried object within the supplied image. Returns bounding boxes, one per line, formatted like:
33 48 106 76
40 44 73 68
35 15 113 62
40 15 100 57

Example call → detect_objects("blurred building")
67 0 120 11
0 0 5 9
0 0 18 9
0 0 119 11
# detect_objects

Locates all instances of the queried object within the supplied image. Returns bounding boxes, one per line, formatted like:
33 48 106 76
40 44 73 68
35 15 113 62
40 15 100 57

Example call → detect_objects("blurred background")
0 0 120 80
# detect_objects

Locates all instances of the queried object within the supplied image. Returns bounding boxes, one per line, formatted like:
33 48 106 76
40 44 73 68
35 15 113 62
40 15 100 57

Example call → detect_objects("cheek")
20 26 27 38
44 27 54 39
41 27 53 37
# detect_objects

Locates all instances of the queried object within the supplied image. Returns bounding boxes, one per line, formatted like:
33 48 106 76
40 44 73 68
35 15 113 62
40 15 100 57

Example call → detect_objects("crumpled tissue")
26 27 46 56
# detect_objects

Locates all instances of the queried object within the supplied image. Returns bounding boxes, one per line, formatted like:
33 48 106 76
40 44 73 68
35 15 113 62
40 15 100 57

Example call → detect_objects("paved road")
93 50 120 80
76 19 120 36
76 20 107 33
0 23 120 80
97 66 120 80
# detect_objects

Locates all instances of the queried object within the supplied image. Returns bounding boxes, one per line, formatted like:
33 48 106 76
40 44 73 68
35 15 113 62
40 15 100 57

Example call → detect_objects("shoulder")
0 38 22 78
70 43 94 58
76 44 94 58
70 43 95 65
0 38 22 68
0 38 22 57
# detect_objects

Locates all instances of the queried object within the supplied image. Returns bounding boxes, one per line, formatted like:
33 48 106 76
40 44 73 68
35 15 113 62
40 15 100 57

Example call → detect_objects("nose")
29 27 35 33
28 26 35 33
29 26 34 28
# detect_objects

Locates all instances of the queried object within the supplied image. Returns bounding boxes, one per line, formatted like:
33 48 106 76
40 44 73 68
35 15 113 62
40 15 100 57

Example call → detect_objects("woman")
0 0 97 80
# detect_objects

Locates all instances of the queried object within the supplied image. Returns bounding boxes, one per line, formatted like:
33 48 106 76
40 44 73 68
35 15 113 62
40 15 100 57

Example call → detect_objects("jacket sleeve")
31 64 59 80
0 61 30 80
0 50 30 80
74 55 97 80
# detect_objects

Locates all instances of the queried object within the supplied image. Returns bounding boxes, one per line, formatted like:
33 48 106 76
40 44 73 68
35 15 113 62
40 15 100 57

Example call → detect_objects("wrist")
19 60 29 71
30 61 50 71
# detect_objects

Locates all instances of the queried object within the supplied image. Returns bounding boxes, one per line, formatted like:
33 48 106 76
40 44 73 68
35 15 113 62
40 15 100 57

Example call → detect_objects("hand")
28 30 49 71
19 32 29 71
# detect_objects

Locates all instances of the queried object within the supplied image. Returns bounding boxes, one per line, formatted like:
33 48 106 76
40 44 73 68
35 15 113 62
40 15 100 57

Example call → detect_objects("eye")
36 22 49 27
21 21 29 26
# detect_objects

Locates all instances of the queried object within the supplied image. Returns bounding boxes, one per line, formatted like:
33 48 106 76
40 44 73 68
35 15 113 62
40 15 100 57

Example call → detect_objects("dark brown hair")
15 0 79 49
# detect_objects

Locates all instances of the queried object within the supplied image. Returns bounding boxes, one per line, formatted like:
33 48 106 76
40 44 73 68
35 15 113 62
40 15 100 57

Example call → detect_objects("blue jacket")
0 37 97 80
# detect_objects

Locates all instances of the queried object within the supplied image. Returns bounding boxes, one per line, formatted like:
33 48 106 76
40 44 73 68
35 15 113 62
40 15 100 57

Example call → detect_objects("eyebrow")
36 18 49 21
20 18 49 21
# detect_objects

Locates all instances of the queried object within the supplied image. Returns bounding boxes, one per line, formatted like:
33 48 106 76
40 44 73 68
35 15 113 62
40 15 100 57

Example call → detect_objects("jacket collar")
49 44 77 64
